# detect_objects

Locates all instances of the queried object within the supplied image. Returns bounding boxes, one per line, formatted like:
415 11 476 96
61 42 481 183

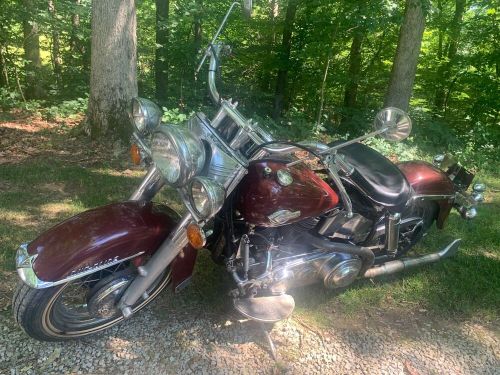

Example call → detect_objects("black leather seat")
331 141 411 211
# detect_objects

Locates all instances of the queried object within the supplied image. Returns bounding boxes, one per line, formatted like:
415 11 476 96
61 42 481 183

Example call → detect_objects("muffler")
363 239 461 279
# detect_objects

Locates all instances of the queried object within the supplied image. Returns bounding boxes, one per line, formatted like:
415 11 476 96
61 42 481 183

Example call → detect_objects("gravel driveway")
0 287 498 375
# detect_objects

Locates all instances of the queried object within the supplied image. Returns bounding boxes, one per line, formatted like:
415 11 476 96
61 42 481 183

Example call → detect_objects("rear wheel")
397 201 438 256
13 263 170 341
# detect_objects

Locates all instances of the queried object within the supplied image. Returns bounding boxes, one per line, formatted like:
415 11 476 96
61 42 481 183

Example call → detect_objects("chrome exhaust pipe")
363 239 461 279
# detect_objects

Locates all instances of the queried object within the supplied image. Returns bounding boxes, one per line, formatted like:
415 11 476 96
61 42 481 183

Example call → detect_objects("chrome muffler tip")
363 239 461 279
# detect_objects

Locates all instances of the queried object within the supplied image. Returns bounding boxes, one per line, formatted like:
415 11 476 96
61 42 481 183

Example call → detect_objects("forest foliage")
0 0 498 169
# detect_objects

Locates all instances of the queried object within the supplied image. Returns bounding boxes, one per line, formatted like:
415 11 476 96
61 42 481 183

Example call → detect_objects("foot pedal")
233 294 295 323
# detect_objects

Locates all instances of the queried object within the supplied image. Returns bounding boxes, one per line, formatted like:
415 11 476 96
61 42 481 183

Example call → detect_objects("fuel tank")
237 160 339 227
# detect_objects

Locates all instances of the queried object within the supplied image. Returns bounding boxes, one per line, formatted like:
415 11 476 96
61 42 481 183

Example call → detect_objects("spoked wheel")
13 262 171 341
369 201 438 258
397 201 438 256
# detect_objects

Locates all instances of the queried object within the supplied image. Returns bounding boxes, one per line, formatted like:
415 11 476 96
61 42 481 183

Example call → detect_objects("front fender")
16 201 196 289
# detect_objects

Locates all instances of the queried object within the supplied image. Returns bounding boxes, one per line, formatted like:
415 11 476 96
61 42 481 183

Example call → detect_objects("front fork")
119 165 192 318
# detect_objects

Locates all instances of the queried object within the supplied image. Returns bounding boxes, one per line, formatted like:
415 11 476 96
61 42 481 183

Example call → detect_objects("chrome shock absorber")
385 212 401 258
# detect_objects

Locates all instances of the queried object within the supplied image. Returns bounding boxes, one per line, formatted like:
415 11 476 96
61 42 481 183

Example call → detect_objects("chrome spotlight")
130 97 162 134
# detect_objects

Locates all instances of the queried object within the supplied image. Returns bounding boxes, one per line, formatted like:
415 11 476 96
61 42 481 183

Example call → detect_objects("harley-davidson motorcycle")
13 1 484 343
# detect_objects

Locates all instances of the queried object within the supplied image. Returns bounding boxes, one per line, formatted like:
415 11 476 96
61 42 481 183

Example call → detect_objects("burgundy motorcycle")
13 1 484 343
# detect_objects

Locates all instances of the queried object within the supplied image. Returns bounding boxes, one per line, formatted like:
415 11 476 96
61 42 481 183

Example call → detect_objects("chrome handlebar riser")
208 44 221 104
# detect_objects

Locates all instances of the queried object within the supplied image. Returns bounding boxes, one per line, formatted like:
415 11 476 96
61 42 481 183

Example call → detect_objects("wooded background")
0 0 498 168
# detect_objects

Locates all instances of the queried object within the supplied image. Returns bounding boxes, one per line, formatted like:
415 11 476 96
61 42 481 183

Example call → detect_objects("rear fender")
398 161 455 229
16 201 196 289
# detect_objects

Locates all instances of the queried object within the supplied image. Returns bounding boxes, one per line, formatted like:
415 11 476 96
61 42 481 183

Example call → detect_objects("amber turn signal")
186 223 206 250
130 143 142 165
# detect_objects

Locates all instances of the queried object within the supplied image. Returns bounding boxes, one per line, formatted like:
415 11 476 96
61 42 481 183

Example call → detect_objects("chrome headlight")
151 126 205 187
189 177 225 218
130 97 162 134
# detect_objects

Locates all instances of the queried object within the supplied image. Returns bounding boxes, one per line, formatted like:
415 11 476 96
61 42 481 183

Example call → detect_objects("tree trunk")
0 45 9 87
48 0 62 87
260 0 278 91
343 31 364 108
70 0 82 56
383 0 426 111
434 0 466 109
315 18 340 129
155 0 169 104
22 0 44 99
436 0 443 60
87 0 137 141
273 0 298 120
193 0 203 54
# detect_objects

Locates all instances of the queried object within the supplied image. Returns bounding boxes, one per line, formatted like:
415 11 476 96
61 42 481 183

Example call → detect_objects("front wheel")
13 263 170 341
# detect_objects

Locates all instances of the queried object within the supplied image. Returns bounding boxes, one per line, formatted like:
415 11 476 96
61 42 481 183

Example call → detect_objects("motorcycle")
13 1 484 344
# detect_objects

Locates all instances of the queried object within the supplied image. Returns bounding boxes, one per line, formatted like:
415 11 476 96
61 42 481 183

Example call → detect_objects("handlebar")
208 44 222 104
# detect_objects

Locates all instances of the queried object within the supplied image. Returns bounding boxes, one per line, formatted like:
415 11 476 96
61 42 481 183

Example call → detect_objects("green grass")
0 159 179 271
292 172 500 325
1 140 499 327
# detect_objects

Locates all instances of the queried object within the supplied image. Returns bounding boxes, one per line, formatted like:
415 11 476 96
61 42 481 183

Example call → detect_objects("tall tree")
343 1 368 111
434 0 466 110
315 10 342 129
384 0 426 111
22 0 44 99
48 0 62 87
273 0 299 120
193 0 203 55
87 0 138 140
69 0 83 57
260 0 279 91
0 45 8 88
343 31 364 109
155 0 169 104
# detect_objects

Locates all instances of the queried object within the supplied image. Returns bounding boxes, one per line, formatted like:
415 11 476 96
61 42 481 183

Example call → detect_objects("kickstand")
259 323 277 360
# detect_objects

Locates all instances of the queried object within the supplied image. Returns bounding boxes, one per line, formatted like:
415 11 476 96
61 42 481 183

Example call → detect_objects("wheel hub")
87 272 133 319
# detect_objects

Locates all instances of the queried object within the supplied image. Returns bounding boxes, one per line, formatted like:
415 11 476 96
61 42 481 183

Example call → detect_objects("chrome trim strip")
16 243 145 289
407 194 455 206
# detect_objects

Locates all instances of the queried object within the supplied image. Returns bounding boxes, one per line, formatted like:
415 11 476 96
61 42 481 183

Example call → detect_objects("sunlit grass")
293 170 500 324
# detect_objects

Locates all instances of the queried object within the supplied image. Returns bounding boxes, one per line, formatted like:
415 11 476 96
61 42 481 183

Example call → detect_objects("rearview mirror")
242 0 252 18
373 107 412 142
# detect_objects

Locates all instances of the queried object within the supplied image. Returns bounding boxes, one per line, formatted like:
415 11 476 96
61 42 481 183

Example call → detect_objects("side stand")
259 323 277 360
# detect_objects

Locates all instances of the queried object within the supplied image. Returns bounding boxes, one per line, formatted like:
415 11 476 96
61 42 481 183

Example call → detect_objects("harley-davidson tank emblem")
268 209 301 225
276 169 293 186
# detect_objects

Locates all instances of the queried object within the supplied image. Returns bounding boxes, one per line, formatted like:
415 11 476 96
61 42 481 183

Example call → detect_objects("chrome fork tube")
119 213 192 317
129 165 165 201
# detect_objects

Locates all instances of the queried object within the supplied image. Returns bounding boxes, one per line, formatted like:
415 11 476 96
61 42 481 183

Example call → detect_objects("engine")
243 212 370 291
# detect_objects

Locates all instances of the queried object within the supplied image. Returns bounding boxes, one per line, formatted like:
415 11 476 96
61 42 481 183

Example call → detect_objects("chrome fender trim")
16 243 144 289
